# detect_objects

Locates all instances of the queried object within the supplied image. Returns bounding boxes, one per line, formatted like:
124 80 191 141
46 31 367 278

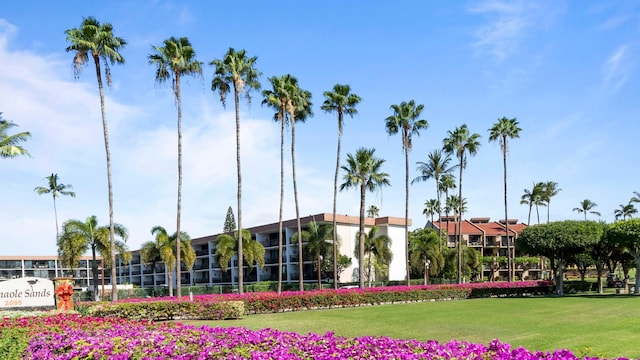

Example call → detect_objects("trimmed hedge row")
87 300 244 321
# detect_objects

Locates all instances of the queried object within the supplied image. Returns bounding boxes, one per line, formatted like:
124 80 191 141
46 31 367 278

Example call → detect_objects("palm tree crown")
573 199 601 221
65 16 126 301
340 147 390 288
541 181 562 223
0 114 31 158
322 83 361 290
354 226 392 287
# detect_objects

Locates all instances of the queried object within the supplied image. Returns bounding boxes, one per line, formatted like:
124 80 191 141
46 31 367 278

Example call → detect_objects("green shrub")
0 326 30 359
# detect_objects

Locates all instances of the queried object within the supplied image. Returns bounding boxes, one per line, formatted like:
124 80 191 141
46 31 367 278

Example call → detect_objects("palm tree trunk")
235 85 244 295
457 156 463 284
317 255 322 289
503 138 512 282
527 204 532 226
291 115 303 291
332 113 343 290
52 196 61 277
277 109 285 294
92 55 118 302
404 143 410 286
175 74 183 298
358 182 366 288
435 179 442 251
91 244 99 301
367 254 373 287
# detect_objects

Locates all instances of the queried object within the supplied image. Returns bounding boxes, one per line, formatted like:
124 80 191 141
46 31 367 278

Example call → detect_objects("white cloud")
601 45 632 95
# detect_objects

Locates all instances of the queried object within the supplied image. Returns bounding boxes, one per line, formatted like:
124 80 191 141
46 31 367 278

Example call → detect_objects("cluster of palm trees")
614 192 640 221
519 181 562 225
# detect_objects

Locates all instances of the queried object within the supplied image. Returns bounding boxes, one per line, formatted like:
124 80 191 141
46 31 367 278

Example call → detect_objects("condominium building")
0 256 104 289
426 217 542 280
110 213 410 289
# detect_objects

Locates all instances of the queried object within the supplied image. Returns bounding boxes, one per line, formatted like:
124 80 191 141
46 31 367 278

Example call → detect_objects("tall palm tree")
65 17 126 301
413 149 456 242
488 116 521 282
409 228 444 285
423 199 440 229
573 199 601 221
58 215 129 301
354 226 392 287
287 80 313 291
340 148 390 288
262 75 291 294
0 114 30 158
34 174 76 254
541 181 561 223
294 221 333 289
385 100 428 285
367 205 380 218
443 124 481 284
520 182 545 225
140 226 196 297
214 229 265 281
439 173 456 242
322 84 361 290
210 47 261 295
149 36 202 298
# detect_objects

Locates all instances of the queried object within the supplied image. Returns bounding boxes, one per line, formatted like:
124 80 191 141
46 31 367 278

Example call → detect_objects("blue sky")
1 1 639 256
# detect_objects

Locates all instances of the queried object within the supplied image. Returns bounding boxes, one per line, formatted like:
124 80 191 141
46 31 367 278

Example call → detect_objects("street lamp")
424 259 431 285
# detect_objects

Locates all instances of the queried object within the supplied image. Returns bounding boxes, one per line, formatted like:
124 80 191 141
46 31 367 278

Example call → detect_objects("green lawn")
182 295 640 359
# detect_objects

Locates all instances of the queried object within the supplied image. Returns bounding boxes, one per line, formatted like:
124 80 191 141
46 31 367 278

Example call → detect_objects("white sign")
0 277 55 308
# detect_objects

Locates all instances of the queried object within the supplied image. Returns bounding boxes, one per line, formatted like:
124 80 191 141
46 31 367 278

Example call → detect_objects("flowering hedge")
0 314 620 359
92 281 552 318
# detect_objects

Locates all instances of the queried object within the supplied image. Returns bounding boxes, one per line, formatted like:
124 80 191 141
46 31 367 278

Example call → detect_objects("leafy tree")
354 226 392 287
223 206 236 233
571 252 595 282
336 254 352 284
413 149 456 242
214 229 265 286
488 116 521 282
211 47 261 294
541 181 562 223
443 124 481 284
385 100 428 285
589 224 615 293
517 220 604 296
34 173 76 255
520 182 545 225
340 148 390 288
65 17 126 300
409 228 444 285
149 36 202 297
58 215 129 300
441 245 481 282
606 218 640 294
322 84 361 290
0 114 30 158
140 226 196 297
294 221 333 288
573 199 601 221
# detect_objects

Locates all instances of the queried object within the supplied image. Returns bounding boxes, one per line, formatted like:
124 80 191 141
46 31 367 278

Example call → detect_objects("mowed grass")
182 295 640 359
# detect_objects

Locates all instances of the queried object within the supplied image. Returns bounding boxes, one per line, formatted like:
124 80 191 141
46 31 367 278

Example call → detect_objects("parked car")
606 273 624 288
